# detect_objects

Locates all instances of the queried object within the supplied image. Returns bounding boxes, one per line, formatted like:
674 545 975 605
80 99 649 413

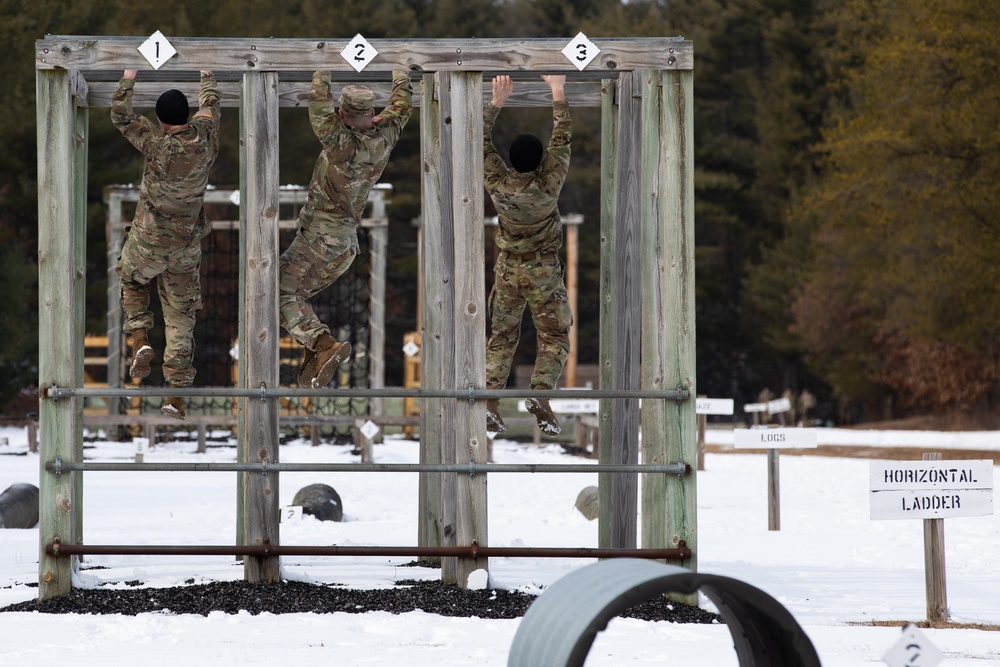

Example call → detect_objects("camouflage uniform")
279 71 413 350
111 72 221 388
483 98 573 391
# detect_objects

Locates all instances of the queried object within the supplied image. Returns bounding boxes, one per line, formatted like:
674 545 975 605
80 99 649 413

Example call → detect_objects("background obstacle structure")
96 184 387 441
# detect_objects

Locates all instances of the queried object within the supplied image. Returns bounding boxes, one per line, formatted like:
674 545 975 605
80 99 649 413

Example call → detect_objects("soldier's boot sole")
311 342 352 389
297 347 317 387
525 397 561 436
130 344 154 380
161 397 185 421
486 401 506 434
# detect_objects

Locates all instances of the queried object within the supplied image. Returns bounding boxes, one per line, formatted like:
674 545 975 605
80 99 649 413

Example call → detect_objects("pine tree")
789 0 1000 414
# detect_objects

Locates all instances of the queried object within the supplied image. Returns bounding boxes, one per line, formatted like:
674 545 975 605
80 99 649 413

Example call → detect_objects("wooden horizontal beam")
83 79 605 108
37 36 693 73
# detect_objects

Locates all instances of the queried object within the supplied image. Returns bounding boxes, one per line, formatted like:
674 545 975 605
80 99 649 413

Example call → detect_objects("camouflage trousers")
278 225 358 350
116 230 203 387
486 250 573 390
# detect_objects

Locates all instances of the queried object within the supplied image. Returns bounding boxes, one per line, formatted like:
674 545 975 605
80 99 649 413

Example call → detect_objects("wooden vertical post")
448 72 489 587
72 98 89 552
640 68 697 580
564 221 579 388
665 68 698 571
639 67 668 555
36 69 81 599
598 79 618 549
104 189 125 405
609 71 642 550
419 73 455 577
239 71 281 583
767 449 780 531
923 452 948 624
697 413 706 471
368 194 388 437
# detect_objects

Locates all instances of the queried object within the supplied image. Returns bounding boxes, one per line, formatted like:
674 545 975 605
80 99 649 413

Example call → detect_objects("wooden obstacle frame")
35 36 695 599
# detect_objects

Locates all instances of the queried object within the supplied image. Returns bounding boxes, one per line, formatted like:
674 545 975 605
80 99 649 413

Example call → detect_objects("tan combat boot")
304 333 352 389
161 396 185 421
525 396 561 436
129 329 155 380
486 398 506 434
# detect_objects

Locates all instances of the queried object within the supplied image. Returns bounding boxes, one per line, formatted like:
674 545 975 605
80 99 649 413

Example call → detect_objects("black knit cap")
155 89 190 126
509 134 543 173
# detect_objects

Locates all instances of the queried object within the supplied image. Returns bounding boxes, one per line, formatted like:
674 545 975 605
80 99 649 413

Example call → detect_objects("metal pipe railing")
44 385 690 401
46 458 690 476
46 540 692 561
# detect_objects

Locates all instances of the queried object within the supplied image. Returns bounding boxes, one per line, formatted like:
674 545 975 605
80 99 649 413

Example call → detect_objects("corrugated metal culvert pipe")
508 558 821 667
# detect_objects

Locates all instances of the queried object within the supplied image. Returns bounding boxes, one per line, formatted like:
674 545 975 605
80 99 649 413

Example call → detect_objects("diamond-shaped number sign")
360 419 380 440
562 32 599 71
281 506 303 523
138 30 177 70
882 624 943 667
341 34 377 72
403 340 420 357
229 190 241 206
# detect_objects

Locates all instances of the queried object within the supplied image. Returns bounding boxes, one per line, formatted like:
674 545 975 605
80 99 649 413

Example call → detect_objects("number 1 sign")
138 31 177 70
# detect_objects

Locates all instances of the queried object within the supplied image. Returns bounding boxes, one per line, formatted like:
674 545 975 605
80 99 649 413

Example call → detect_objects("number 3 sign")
562 32 599 71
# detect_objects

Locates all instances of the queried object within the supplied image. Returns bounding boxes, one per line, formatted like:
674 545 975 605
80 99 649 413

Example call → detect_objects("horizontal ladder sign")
870 460 994 520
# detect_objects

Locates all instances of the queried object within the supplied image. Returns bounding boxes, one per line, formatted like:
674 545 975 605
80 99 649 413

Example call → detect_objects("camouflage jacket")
111 73 221 248
298 71 413 238
484 100 571 255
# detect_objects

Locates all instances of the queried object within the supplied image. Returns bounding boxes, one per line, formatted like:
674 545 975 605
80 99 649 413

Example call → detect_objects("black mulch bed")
2 577 722 624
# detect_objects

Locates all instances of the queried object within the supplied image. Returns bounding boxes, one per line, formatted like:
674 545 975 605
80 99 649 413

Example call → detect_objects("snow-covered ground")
1 424 998 666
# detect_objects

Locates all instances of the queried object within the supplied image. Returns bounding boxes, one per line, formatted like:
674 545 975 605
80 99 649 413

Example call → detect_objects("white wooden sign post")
735 422 817 531
695 397 734 470
870 453 994 624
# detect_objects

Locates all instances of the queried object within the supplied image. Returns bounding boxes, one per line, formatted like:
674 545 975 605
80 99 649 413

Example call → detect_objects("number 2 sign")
341 34 377 72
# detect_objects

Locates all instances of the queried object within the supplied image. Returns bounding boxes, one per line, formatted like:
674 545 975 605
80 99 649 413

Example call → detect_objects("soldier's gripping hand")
491 75 512 109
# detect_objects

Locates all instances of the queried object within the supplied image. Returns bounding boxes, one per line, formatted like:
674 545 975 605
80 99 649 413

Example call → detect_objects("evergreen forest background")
4 0 999 427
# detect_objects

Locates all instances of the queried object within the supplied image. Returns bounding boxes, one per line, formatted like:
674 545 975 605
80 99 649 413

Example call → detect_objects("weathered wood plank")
418 74 448 566
768 448 780 530
639 68 670 557
367 196 388 456
597 79 618 550
448 72 489 588
922 452 948 623
414 75 444 560
37 69 80 599
610 71 641 550
38 37 693 72
239 71 281 583
84 80 603 108
435 73 459 584
72 103 89 550
661 69 697 575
